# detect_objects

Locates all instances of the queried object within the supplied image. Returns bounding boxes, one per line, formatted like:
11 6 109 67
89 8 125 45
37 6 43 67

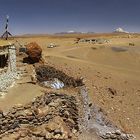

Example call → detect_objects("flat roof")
0 40 13 48
0 39 13 49
0 52 8 55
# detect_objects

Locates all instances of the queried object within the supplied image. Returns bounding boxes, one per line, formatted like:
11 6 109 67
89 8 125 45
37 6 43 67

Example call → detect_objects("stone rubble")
35 65 83 87
79 86 134 140
0 92 79 140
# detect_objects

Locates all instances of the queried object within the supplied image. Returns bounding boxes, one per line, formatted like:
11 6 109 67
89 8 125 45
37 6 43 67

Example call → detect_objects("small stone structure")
0 44 17 92
77 38 110 44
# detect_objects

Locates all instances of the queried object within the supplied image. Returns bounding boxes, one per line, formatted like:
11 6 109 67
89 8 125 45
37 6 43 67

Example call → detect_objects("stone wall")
0 45 18 93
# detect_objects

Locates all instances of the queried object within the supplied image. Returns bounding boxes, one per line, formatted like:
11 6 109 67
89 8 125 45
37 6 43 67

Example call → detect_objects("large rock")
25 42 42 63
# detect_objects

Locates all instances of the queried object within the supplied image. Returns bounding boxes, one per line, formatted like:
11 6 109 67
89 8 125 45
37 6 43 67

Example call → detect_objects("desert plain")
0 33 140 139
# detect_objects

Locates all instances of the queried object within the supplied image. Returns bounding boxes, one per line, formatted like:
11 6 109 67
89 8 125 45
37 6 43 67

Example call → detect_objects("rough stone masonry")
0 45 18 93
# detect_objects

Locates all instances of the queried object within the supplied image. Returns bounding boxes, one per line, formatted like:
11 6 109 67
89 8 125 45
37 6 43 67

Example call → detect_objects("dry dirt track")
0 34 140 139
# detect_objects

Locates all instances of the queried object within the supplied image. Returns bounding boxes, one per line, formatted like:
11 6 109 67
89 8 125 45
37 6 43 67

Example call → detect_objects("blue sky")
0 0 139 35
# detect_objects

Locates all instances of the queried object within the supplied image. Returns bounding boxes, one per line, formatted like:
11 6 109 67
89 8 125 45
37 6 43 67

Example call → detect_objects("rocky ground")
0 63 134 140
0 34 140 139
0 87 133 140
0 92 79 140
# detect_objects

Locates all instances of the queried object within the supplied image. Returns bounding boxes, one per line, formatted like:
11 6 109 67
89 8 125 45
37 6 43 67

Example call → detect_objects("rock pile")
90 105 133 140
35 65 84 87
0 92 79 140
79 86 134 140
101 130 133 140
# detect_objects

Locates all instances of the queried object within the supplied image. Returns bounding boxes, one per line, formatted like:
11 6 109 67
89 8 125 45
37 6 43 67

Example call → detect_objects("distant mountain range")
15 28 133 37
54 31 95 35
55 28 130 35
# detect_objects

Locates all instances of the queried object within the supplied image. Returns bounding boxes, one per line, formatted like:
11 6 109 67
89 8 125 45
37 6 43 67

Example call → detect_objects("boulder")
25 42 42 63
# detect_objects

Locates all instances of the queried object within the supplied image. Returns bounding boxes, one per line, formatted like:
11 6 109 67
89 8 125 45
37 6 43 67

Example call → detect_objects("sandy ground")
0 33 140 139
